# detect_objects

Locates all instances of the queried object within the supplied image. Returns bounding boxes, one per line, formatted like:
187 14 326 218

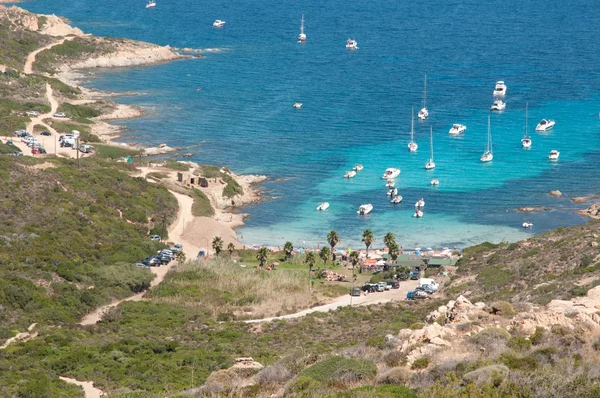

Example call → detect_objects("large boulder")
549 190 563 198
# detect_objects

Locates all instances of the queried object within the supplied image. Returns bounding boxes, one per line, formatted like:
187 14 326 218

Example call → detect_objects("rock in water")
548 190 563 198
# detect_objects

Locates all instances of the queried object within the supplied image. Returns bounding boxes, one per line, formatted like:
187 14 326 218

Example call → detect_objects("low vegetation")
191 188 214 217
197 164 244 198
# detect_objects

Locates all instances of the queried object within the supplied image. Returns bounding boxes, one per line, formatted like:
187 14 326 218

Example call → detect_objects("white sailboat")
344 170 356 178
213 20 226 28
316 202 329 211
357 204 373 215
521 103 532 148
425 126 436 169
408 107 418 152
145 0 156 8
298 14 306 42
418 75 428 120
480 115 493 162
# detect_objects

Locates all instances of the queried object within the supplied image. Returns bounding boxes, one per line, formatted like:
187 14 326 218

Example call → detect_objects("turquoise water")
19 0 600 248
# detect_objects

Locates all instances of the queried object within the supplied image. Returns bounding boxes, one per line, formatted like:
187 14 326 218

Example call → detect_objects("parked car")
170 243 183 253
14 130 28 137
79 144 93 153
407 290 429 300
409 271 420 280
159 255 171 264
419 278 439 291
53 112 66 118
142 256 159 266
11 151 23 156
362 283 378 293
26 110 40 116
197 250 206 258
415 285 435 294
40 131 52 136
31 147 41 155
376 282 387 292
149 235 161 241
136 263 149 268
387 281 400 289
350 287 361 297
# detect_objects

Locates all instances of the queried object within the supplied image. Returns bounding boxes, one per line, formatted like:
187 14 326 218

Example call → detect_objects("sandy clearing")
244 280 421 323
59 377 104 398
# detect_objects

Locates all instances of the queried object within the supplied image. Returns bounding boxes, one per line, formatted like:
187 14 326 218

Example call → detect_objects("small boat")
316 202 329 211
345 170 357 178
425 126 435 169
298 14 306 42
382 168 401 179
522 221 533 228
414 210 424 218
430 179 439 186
387 187 398 196
548 150 560 160
391 195 403 204
418 75 428 120
346 39 358 50
385 179 395 188
415 198 425 209
481 116 493 162
293 102 302 109
493 81 507 97
353 164 364 171
408 107 418 152
449 124 466 135
522 103 532 148
145 0 156 8
213 20 226 28
357 204 373 215
536 119 555 131
490 99 506 112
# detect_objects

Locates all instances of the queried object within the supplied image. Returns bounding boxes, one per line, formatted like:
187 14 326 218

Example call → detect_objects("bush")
500 353 537 370
58 103 102 119
411 357 430 370
383 350 406 367
508 336 532 352
491 301 516 317
530 326 545 345
299 356 377 385
376 367 412 385
471 328 511 347
191 188 214 217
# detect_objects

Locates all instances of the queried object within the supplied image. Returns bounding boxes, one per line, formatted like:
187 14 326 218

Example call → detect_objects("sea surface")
19 0 600 248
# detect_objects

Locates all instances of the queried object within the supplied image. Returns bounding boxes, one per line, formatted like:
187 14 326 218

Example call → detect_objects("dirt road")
59 378 104 398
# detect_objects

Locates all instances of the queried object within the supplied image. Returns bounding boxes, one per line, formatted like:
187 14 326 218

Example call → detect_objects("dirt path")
59 377 104 398
23 37 73 74
244 280 420 323
79 191 195 325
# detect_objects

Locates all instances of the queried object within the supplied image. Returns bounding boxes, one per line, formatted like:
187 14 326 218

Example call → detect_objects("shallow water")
19 0 600 248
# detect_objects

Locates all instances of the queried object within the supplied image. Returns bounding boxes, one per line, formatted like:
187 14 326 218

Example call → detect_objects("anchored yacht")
357 204 373 215
493 81 507 97
382 168 401 179
536 119 555 132
449 124 466 135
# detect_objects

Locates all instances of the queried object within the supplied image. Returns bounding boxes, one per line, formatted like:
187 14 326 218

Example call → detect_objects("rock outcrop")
579 202 600 220
548 190 563 198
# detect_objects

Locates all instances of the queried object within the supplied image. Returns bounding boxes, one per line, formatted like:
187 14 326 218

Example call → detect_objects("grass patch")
299 356 377 384
191 188 214 217
49 120 100 143
94 144 140 159
58 103 102 119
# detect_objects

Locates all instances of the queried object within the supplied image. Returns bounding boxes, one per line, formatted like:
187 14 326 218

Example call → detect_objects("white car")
53 112 67 118
26 111 40 116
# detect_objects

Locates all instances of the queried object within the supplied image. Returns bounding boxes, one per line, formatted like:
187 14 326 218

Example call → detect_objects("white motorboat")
449 124 466 135
408 107 418 152
344 170 357 178
414 210 424 218
353 164 364 171
387 187 398 196
522 103 532 148
298 14 306 42
213 20 226 28
536 119 555 131
548 150 560 160
293 102 302 109
490 99 506 112
382 168 400 179
425 126 436 169
430 179 439 186
418 75 428 120
357 204 373 215
522 221 533 228
316 202 329 211
481 116 493 162
391 195 403 204
385 179 395 188
493 81 507 97
415 198 425 209
145 0 156 8
346 39 358 50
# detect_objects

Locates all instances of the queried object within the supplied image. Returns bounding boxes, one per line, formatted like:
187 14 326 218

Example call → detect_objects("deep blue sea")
18 0 600 248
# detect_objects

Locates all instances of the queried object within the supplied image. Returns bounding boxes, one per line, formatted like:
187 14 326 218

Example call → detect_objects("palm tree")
227 242 235 257
383 232 396 250
256 247 269 268
283 241 294 260
349 250 360 280
319 246 330 271
212 236 223 257
362 229 374 255
327 230 340 259
388 242 399 264
305 251 317 291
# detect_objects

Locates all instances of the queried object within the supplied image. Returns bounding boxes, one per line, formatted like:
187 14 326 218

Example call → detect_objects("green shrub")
58 103 102 118
411 357 430 370
376 367 412 385
191 188 214 217
500 353 537 370
530 326 545 345
491 301 516 316
508 336 532 352
299 356 377 385
471 328 511 347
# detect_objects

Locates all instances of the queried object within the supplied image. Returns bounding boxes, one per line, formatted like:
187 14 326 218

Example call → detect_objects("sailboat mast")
430 126 434 161
488 115 492 152
411 107 414 140
525 102 528 138
300 14 304 34
423 75 427 108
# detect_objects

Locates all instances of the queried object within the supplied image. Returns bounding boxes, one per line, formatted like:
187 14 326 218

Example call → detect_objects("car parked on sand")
53 112 66 118
350 287 361 296
40 131 52 136
407 290 429 300
149 235 161 241
26 110 40 116
11 151 23 156
387 281 400 289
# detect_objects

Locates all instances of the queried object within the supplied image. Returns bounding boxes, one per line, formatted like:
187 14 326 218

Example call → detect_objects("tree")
362 229 374 255
284 241 294 260
383 232 396 250
319 246 330 271
327 230 340 259
349 251 360 279
227 242 235 257
256 247 269 268
388 242 399 263
305 251 317 291
212 236 224 257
